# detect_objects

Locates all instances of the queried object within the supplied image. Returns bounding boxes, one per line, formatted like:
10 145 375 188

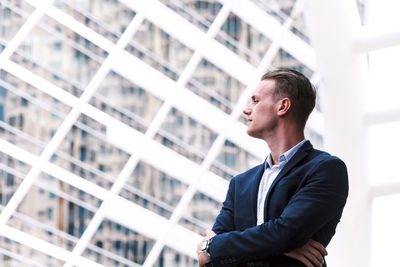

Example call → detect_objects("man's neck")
265 131 305 165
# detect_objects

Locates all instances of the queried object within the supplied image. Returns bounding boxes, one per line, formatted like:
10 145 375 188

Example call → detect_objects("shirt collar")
265 139 307 169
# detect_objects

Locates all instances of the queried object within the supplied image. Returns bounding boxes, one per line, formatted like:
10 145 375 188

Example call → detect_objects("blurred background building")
0 0 399 266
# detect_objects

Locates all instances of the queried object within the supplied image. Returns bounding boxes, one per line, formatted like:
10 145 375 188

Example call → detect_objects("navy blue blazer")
209 141 349 266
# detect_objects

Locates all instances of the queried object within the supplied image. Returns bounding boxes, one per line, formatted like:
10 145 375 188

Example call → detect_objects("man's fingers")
285 239 327 267
304 244 323 264
309 240 328 256
284 252 313 267
303 251 323 267
203 229 216 239
295 255 314 267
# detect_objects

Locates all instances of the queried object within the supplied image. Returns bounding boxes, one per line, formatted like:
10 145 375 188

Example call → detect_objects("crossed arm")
197 230 327 267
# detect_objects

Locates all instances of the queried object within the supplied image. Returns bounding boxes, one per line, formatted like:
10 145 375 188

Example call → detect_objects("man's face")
243 79 279 139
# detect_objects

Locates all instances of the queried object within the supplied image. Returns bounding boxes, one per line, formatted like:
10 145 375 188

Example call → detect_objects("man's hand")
284 239 327 267
197 229 216 267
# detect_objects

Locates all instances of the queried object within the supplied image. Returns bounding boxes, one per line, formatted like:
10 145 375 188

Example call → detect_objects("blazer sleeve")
209 157 349 264
212 177 236 234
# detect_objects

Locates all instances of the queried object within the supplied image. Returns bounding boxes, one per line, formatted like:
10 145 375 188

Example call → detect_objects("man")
197 69 348 266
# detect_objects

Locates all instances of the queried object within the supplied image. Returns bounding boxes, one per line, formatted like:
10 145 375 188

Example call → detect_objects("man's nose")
243 106 251 115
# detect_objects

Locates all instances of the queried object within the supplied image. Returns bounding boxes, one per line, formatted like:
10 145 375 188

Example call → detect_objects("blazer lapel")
249 164 265 226
263 141 313 220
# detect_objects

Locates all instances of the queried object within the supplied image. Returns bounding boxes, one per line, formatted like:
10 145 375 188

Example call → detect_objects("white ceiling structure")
0 0 399 266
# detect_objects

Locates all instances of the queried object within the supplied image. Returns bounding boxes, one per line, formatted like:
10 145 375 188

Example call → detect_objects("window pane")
0 1 34 48
53 0 136 43
216 12 271 67
127 20 194 81
120 161 188 219
189 58 246 114
86 219 155 265
90 71 163 134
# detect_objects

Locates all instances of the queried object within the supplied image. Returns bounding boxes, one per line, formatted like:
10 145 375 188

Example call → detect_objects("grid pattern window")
0 0 327 266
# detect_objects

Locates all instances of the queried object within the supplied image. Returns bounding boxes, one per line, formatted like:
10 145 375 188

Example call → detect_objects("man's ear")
277 98 291 116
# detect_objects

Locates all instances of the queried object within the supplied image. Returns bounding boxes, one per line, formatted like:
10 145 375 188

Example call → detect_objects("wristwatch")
201 237 213 256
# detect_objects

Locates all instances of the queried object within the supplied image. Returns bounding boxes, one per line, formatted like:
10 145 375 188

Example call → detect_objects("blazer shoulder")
308 147 344 162
307 149 348 174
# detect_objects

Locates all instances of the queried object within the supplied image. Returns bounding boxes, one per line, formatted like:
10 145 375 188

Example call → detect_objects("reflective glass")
0 234 63 266
156 107 217 163
159 0 222 32
0 70 71 155
217 140 261 173
271 48 314 79
0 0 34 49
189 58 245 114
290 12 310 44
216 12 271 67
9 182 97 251
86 219 155 265
12 15 108 92
179 191 222 235
54 114 130 189
0 152 27 206
250 0 294 23
120 161 188 219
127 20 194 81
53 0 136 43
90 71 163 134
155 246 197 267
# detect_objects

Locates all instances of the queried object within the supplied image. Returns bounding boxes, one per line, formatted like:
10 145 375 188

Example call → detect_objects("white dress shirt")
256 139 307 225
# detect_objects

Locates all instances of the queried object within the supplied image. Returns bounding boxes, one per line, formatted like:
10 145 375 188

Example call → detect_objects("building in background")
1 0 328 266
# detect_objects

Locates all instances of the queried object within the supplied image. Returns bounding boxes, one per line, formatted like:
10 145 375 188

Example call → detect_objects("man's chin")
247 129 264 140
247 129 257 138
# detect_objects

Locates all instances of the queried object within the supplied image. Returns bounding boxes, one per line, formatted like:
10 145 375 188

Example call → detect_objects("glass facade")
0 0 341 266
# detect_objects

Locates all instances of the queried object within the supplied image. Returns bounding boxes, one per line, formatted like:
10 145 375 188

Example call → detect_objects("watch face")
201 239 211 256
201 240 208 251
